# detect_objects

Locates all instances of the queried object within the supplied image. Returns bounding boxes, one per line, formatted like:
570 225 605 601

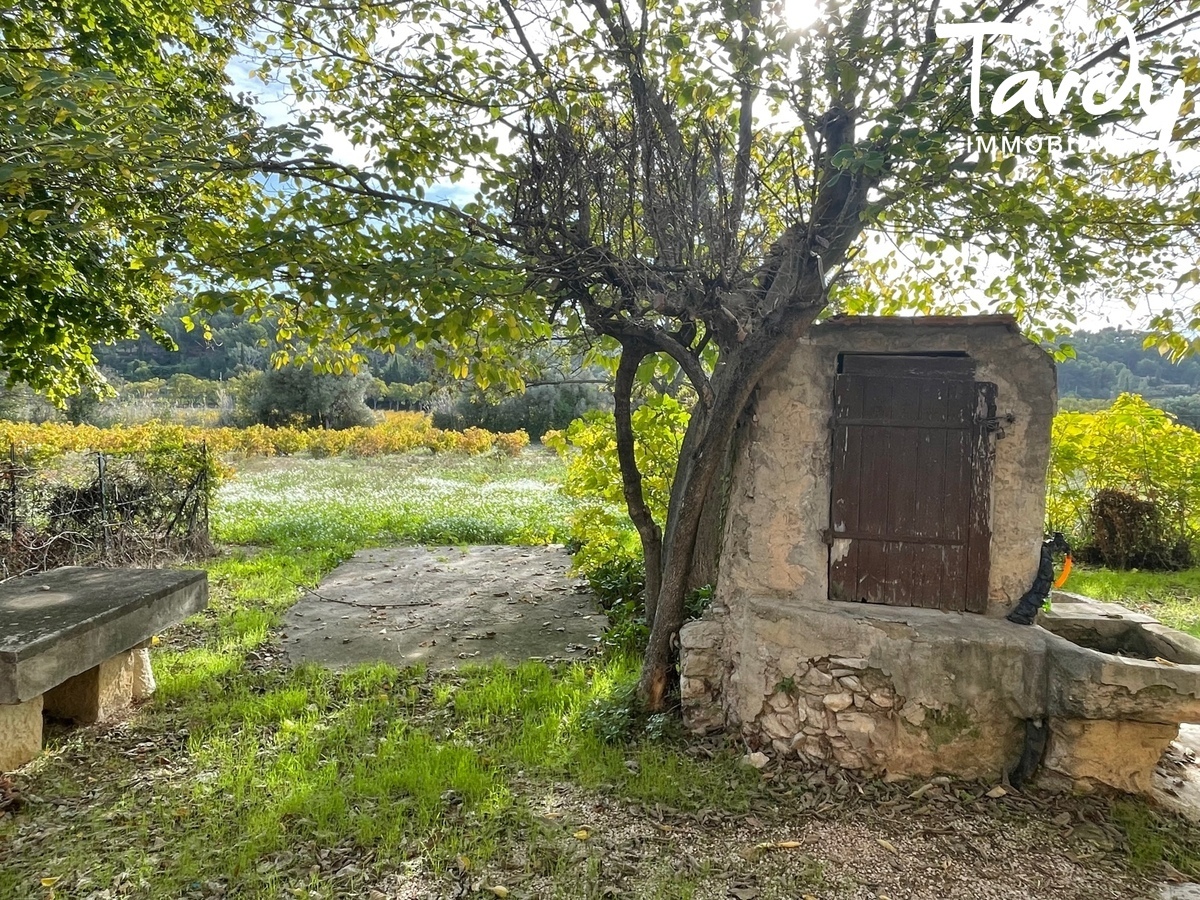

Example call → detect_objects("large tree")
14 0 1200 705
0 0 261 401
226 0 1200 706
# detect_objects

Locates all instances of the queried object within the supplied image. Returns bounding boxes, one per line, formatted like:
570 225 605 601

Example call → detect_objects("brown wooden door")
828 355 995 613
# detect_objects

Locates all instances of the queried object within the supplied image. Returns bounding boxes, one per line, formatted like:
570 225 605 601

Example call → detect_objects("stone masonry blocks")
679 619 726 734
0 695 43 771
1044 718 1180 794
43 650 136 724
131 647 156 701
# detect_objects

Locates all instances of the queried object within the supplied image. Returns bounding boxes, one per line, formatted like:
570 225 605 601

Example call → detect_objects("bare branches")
727 0 762 257
498 0 554 87
901 0 941 108
583 0 685 159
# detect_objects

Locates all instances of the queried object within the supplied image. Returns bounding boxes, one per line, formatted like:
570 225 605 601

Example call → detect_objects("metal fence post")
7 444 15 551
8 446 15 531
97 451 110 560
201 440 210 538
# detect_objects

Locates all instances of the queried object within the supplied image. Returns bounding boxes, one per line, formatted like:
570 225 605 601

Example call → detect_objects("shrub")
434 382 611 441
546 395 690 643
545 394 688 529
238 365 376 430
579 675 639 744
306 429 355 458
1085 489 1192 570
494 430 530 456
1048 394 1200 567
457 427 495 455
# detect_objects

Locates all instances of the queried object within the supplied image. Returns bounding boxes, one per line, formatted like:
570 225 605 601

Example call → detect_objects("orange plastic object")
1053 554 1073 588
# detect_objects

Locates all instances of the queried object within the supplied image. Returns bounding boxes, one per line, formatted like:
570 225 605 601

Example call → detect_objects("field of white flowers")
212 449 577 552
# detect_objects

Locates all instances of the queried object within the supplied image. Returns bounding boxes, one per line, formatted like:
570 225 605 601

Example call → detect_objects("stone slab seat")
0 567 208 771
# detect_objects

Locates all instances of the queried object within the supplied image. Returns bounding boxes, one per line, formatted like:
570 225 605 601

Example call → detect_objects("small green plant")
602 597 650 655
685 583 714 620
585 553 646 609
774 675 798 697
580 676 639 744
1112 799 1200 878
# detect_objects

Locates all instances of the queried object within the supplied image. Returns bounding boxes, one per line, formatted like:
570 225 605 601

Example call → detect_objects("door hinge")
974 412 1015 436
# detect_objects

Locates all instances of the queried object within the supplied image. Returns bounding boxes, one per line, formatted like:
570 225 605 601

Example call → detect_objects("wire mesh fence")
0 443 214 578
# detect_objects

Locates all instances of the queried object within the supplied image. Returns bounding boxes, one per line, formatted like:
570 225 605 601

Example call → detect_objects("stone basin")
1040 592 1200 726
1034 592 1200 792
681 591 1200 794
1042 593 1200 664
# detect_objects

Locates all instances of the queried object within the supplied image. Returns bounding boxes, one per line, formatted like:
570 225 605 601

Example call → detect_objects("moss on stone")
924 705 981 749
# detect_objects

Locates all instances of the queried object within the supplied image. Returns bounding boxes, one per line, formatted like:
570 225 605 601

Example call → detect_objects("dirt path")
1155 725 1200 824
361 770 1170 900
281 545 607 670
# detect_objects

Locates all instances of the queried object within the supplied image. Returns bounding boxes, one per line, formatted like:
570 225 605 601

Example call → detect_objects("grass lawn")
0 450 765 899
2 449 1199 898
1063 567 1200 639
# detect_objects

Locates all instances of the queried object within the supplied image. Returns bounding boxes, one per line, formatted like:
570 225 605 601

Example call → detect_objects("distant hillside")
57 320 1200 433
1056 329 1200 429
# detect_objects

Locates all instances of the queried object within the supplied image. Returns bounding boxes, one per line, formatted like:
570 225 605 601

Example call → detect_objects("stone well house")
679 315 1200 790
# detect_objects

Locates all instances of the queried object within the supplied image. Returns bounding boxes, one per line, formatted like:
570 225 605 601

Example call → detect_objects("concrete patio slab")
281 545 607 671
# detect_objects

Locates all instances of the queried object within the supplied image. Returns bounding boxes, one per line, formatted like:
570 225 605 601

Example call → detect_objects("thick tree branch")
613 340 664 623
1078 9 1200 74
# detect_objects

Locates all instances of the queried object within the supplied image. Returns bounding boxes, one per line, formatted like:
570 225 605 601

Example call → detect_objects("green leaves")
1048 394 1200 550
546 392 689 574
0 0 260 401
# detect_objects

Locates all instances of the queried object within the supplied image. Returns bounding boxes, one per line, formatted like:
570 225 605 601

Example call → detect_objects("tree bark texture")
612 340 663 624
638 272 829 709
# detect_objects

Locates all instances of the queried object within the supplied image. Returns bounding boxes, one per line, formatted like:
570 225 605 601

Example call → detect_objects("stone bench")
1 567 208 770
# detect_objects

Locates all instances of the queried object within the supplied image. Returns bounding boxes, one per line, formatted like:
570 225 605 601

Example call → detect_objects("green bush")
230 365 376 430
1086 488 1192 570
544 394 688 581
1049 394 1200 567
545 396 723 652
577 668 676 744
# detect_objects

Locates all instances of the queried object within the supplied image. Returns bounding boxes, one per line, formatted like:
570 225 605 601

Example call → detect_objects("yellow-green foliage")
1048 394 1200 544
0 412 529 461
545 396 688 573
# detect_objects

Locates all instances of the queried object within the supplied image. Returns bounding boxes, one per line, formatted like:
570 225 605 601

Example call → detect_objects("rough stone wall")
718 317 1056 617
684 598 1048 778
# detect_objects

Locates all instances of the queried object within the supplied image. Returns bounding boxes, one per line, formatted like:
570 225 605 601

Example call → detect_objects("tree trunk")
638 276 828 710
685 430 733 594
613 341 663 623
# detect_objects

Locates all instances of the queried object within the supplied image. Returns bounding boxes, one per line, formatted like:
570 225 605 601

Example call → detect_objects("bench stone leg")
0 696 43 771
43 650 136 724
131 647 156 701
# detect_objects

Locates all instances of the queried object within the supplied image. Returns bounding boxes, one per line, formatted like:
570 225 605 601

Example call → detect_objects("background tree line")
0 299 612 436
